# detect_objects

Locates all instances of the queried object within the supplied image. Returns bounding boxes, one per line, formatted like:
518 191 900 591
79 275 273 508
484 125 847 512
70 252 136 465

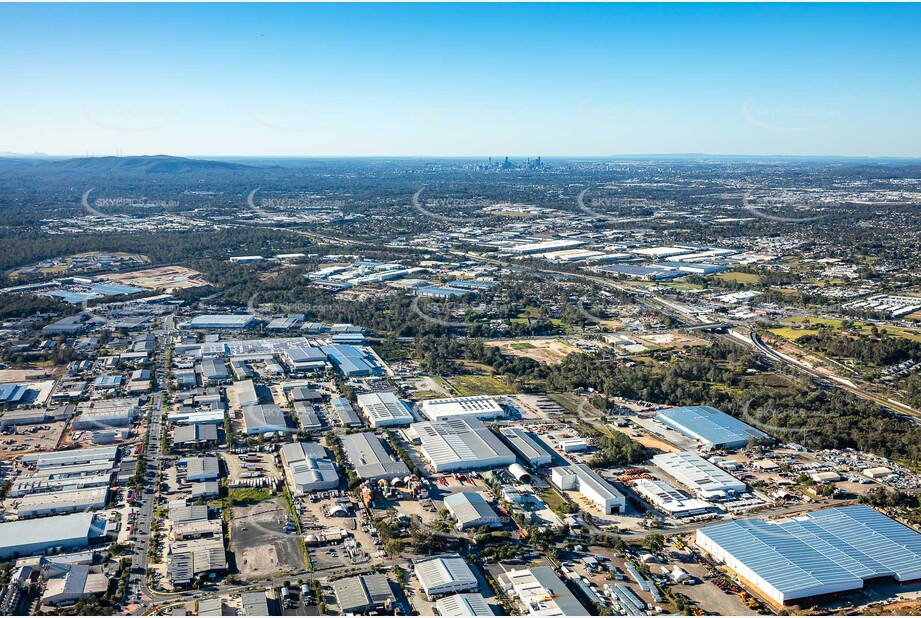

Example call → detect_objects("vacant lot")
717 271 761 284
444 373 517 396
231 497 304 579
485 337 577 365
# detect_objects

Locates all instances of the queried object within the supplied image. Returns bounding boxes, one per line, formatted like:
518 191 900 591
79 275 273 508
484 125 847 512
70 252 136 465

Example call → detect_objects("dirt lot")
485 337 579 365
104 265 209 292
231 497 305 580
0 421 67 459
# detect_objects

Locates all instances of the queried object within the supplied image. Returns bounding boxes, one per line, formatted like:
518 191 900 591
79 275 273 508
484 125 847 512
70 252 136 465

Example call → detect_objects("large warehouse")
656 405 770 449
414 554 479 599
420 396 505 422
551 464 625 514
281 442 339 494
499 427 553 466
0 512 108 559
696 506 921 606
653 451 748 500
413 418 516 473
632 478 712 518
443 491 502 531
242 404 290 435
356 392 414 427
339 432 410 480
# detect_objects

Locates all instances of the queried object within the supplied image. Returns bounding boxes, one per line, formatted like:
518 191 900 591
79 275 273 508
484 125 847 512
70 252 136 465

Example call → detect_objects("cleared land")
486 337 578 364
231 497 305 579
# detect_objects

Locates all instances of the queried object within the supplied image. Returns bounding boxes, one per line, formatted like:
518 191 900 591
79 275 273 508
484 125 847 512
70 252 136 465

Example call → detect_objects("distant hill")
42 155 250 174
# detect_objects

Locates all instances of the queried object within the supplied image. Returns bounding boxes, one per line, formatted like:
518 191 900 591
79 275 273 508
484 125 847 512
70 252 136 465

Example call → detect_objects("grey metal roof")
443 492 500 528
413 418 515 471
499 427 553 465
435 593 495 616
356 392 414 426
333 573 394 613
339 432 409 480
698 505 921 602
657 405 769 447
414 554 479 595
173 424 218 444
242 404 289 433
0 513 104 557
241 591 269 616
281 442 339 492
653 451 747 496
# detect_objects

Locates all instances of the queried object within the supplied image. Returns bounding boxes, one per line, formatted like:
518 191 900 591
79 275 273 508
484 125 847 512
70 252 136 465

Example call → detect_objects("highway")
747 327 921 419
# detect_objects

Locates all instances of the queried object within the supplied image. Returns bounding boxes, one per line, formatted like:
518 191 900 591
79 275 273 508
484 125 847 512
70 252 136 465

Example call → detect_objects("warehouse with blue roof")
656 405 770 450
320 345 380 377
696 506 921 606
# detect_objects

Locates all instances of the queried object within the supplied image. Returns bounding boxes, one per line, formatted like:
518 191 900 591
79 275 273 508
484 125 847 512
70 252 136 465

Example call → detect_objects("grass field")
510 342 536 350
774 317 921 343
717 271 761 284
227 487 274 505
769 327 820 341
446 374 517 395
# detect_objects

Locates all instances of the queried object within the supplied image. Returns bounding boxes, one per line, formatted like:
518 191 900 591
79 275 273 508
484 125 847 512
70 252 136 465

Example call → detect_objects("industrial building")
413 418 516 473
356 392 414 427
320 344 379 377
339 432 410 480
0 513 108 559
652 452 747 500
283 345 328 373
420 396 505 422
200 358 230 383
16 487 108 518
167 536 228 586
72 398 139 430
331 397 363 427
233 380 259 408
41 564 109 607
281 442 339 494
181 456 220 482
242 404 289 435
499 427 553 466
172 424 219 448
656 405 770 449
551 464 625 514
24 446 118 469
696 506 921 606
179 314 257 329
499 566 588 616
332 573 395 614
435 593 495 616
443 491 502 531
632 478 712 518
414 554 480 599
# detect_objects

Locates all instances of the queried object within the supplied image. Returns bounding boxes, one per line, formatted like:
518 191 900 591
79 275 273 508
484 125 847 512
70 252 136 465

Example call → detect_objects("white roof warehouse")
420 395 505 422
412 418 516 473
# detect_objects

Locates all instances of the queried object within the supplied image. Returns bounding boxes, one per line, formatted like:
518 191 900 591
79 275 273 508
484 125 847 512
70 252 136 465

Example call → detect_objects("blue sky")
0 3 918 157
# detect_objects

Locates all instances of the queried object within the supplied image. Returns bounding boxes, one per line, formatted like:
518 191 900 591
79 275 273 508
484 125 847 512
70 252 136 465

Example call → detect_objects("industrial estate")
0 152 920 618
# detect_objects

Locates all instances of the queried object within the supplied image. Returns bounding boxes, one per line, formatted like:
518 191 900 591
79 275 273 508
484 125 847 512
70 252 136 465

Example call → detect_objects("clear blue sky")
1 3 918 157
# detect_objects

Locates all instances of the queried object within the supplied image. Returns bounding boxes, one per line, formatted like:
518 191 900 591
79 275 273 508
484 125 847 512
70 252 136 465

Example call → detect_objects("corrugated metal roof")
657 405 769 447
698 506 921 602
